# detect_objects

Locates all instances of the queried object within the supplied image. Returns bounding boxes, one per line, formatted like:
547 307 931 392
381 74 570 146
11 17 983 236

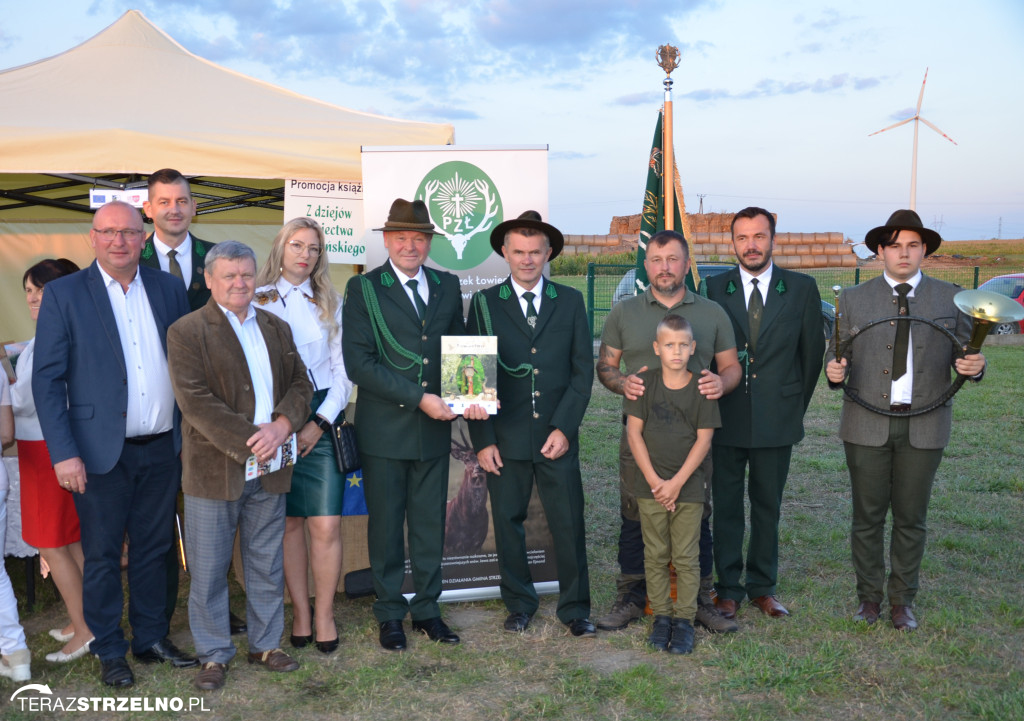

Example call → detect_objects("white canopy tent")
0 9 453 342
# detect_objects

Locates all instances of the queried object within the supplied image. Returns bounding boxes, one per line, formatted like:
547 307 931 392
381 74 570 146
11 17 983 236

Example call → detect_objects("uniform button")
422 381 428 387
883 369 889 375
532 412 540 419
422 335 428 341
749 356 755 363
399 404 405 408
751 373 757 379
423 358 430 364
886 344 892 350
533 368 539 375
531 348 537 354
882 393 889 399
890 321 895 326
534 391 541 397
244 384 250 391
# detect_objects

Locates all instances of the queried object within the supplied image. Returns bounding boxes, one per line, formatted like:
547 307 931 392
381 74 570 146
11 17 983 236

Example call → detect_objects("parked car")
977 272 1024 334
612 264 836 340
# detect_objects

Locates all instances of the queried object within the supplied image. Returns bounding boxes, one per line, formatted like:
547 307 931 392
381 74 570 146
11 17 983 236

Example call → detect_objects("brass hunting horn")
834 288 1024 417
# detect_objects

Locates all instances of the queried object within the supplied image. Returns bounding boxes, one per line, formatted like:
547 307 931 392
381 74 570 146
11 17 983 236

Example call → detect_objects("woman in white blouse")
255 218 353 654
11 259 93 664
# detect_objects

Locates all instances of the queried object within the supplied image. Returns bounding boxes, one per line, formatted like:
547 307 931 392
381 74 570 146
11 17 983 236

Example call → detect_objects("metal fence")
581 263 982 343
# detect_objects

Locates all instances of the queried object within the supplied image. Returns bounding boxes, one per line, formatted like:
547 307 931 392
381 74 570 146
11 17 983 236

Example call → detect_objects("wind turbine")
869 68 958 210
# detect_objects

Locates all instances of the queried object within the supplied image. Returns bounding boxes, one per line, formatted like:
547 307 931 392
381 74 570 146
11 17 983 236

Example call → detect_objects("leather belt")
889 403 912 412
124 430 172 445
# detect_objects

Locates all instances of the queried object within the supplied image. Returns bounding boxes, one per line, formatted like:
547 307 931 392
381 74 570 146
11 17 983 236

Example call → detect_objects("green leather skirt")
285 389 345 517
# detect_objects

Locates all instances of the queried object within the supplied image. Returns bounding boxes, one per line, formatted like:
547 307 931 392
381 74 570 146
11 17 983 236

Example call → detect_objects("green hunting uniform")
467 276 593 623
342 259 465 623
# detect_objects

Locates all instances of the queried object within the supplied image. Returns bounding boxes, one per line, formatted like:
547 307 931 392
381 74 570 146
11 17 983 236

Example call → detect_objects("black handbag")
315 413 361 475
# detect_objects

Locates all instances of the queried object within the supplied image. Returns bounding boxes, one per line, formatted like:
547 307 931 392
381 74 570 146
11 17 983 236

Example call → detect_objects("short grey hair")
206 240 256 269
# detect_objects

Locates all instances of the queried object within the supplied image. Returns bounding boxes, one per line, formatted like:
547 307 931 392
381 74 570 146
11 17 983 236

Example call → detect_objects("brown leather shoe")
715 597 738 619
247 649 299 672
194 662 227 691
891 605 918 632
853 601 881 624
750 595 790 617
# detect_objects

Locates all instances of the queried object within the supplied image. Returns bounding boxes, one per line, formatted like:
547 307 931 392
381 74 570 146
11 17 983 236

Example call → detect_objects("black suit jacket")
342 260 466 461
704 266 824 448
141 233 216 311
466 277 593 462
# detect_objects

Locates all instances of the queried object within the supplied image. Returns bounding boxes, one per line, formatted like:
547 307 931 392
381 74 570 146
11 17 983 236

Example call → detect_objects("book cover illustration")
245 433 298 481
441 335 498 415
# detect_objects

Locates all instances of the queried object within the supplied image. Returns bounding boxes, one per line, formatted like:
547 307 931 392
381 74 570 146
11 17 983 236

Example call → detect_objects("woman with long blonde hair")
255 218 352 654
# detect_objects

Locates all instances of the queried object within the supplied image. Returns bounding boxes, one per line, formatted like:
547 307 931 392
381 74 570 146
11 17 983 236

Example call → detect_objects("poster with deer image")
360 146 558 602
361 145 550 315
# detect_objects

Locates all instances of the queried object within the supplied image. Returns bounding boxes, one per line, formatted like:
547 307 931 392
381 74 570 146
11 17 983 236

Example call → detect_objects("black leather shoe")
133 637 199 668
100 657 135 688
379 620 407 651
290 633 312 648
566 618 597 638
503 612 533 633
412 617 460 644
229 611 247 636
315 638 339 654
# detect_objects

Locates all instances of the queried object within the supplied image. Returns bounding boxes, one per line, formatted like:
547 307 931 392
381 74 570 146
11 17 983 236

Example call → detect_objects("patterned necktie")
893 282 912 380
167 249 184 280
522 291 538 333
407 279 427 322
747 278 763 352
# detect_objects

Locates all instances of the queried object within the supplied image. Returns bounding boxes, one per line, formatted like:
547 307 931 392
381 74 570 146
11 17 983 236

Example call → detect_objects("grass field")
3 346 1022 721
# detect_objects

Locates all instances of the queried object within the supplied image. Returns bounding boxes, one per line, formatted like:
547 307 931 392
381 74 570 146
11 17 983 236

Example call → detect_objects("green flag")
634 109 695 293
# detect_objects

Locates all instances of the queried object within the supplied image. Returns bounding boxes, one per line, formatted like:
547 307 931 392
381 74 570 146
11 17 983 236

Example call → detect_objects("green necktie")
893 283 912 380
523 291 538 333
747 278 763 353
167 248 183 280
407 279 427 323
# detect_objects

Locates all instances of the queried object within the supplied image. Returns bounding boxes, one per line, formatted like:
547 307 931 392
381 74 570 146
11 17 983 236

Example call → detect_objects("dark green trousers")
486 453 590 624
362 453 448 623
845 416 944 606
711 444 792 601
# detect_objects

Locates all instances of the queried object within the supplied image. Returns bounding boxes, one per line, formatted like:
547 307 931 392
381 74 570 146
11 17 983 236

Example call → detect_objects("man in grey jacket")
825 210 985 632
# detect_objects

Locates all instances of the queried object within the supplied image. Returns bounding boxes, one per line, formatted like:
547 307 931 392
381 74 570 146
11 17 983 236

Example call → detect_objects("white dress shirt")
392 264 429 312
256 279 353 422
152 233 194 288
883 271 922 405
97 264 175 437
739 263 772 309
219 303 275 426
510 275 544 317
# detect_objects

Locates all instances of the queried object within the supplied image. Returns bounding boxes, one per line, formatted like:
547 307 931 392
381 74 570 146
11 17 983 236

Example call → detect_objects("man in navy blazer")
33 201 196 688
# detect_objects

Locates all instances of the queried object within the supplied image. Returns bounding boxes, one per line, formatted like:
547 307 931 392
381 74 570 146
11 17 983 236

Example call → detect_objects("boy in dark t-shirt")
624 315 721 654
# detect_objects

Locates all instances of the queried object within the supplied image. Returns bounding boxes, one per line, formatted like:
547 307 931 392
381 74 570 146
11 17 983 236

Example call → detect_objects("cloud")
805 8 859 30
410 104 481 120
135 0 711 88
683 73 884 101
612 91 660 107
550 150 593 160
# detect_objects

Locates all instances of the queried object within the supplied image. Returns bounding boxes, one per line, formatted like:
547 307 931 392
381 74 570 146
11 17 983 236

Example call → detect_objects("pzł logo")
416 161 503 270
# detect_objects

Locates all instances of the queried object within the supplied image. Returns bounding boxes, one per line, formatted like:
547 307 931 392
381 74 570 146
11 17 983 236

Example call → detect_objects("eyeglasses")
286 240 321 256
92 228 143 241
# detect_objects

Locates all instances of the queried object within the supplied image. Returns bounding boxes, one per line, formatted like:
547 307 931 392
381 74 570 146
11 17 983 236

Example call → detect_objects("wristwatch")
314 416 333 433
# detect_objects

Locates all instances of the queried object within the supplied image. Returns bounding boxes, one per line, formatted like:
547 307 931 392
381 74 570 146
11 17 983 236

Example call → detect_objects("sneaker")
596 597 644 631
695 599 738 633
668 618 695 655
0 649 31 682
647 615 672 651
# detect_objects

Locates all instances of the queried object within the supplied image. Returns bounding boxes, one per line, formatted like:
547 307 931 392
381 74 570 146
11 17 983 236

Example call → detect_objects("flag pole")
656 45 680 231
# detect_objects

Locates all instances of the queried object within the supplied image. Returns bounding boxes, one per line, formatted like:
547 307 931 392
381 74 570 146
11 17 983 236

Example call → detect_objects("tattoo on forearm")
596 343 626 395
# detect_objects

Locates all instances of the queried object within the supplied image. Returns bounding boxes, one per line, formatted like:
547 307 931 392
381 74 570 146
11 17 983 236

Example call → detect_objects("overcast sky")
2 0 1022 241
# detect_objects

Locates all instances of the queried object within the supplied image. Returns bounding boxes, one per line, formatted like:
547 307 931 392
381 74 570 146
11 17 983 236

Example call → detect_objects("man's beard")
651 274 685 294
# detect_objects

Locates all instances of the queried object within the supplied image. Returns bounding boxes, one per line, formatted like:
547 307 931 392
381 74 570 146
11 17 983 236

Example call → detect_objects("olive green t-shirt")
602 286 736 385
623 368 721 504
